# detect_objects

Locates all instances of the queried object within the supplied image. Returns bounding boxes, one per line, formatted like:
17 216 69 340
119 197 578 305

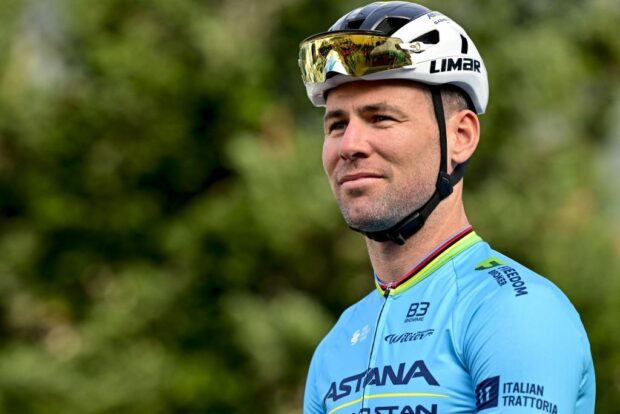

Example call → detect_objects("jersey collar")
375 226 482 297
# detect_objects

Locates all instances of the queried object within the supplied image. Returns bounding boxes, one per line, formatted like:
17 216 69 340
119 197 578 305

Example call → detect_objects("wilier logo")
384 329 434 344
476 376 500 411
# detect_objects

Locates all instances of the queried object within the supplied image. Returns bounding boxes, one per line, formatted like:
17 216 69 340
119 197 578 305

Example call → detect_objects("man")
298 2 595 413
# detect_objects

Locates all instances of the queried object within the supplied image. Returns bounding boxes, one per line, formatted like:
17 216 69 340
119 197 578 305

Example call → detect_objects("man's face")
322 80 440 232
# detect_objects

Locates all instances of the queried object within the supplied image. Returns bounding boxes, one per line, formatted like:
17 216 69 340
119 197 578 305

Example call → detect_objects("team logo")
355 404 438 414
323 360 440 403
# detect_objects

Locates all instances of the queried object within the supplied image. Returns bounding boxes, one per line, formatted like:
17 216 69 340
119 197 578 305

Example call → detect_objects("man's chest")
319 289 477 414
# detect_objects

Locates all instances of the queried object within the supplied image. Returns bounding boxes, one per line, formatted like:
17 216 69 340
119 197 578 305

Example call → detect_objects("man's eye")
328 121 347 132
373 115 393 123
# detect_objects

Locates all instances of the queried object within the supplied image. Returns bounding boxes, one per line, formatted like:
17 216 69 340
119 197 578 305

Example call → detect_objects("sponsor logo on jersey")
476 376 500 411
430 58 481 73
492 266 528 296
476 377 559 413
476 259 529 297
475 257 505 270
384 329 434 344
323 361 439 403
351 325 370 346
357 404 438 414
502 381 557 413
404 301 430 323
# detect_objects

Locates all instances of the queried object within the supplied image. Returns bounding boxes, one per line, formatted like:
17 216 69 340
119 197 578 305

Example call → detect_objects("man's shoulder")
453 241 571 302
448 242 595 413
450 240 584 331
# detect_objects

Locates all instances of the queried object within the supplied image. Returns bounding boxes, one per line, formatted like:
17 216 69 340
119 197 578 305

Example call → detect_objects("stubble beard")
336 177 434 233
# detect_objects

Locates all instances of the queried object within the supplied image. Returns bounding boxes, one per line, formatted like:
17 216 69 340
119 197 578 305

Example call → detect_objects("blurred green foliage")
0 0 618 412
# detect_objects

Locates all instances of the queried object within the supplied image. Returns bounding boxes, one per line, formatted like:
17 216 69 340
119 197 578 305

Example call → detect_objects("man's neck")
365 195 470 284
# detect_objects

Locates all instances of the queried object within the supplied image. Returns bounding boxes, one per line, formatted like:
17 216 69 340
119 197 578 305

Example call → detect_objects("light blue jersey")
304 228 595 414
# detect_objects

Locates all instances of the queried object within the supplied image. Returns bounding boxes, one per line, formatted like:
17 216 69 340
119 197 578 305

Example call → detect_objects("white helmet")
299 1 489 114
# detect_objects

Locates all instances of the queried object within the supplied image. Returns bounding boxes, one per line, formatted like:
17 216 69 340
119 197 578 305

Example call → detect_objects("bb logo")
475 376 500 411
404 302 430 323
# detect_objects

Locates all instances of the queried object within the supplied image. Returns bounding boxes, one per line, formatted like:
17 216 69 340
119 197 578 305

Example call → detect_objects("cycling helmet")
299 1 488 113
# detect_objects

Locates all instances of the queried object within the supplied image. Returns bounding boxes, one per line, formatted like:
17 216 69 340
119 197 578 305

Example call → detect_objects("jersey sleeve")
458 273 595 413
304 345 325 414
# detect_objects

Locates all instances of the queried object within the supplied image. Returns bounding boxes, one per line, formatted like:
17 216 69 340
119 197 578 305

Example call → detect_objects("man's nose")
338 118 372 161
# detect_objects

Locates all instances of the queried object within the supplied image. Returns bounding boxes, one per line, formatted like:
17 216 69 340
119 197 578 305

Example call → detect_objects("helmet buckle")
437 172 453 198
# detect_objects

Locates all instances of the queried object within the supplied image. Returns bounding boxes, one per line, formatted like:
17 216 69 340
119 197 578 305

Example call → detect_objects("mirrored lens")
299 33 411 84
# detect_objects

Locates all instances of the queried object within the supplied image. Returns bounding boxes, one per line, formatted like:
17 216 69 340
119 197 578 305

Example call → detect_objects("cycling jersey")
304 227 595 414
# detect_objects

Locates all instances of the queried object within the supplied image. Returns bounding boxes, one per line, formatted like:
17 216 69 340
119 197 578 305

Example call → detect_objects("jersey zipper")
360 285 394 410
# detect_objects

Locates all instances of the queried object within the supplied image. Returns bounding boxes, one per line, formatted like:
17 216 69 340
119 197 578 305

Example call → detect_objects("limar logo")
475 257 505 271
350 325 369 346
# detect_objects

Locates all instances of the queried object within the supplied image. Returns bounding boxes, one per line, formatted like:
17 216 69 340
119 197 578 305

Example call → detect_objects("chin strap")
350 86 465 245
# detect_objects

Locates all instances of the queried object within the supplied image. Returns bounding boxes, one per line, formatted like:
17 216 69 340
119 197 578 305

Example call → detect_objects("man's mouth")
338 172 384 186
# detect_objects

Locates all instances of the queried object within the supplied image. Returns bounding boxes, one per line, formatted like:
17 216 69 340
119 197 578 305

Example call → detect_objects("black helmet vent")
346 18 365 30
412 30 440 44
460 34 469 53
374 17 411 35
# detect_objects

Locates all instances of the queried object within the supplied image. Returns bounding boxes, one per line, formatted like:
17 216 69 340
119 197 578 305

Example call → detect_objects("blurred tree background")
0 0 618 412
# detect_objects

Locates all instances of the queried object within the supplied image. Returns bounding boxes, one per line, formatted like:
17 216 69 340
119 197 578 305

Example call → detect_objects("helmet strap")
350 86 465 245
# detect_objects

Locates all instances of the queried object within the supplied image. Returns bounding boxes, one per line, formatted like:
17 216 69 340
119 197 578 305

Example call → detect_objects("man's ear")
447 109 480 168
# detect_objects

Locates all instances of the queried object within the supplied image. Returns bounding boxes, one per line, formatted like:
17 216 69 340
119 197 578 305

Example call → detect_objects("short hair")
440 85 474 115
